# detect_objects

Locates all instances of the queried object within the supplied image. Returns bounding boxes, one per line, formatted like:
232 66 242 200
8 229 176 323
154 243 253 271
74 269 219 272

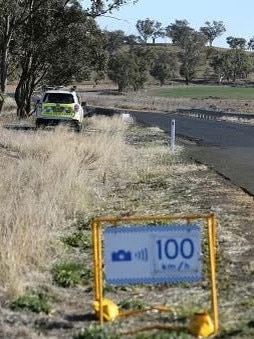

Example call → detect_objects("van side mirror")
81 101 87 107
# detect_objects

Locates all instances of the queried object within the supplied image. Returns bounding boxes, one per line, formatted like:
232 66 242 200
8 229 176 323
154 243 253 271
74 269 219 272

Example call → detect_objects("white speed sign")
104 224 202 285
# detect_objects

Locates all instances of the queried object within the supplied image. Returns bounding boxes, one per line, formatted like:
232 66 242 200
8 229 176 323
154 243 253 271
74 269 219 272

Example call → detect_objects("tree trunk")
15 81 27 119
118 80 125 92
15 73 34 119
0 97 4 113
0 15 12 114
0 46 8 93
14 51 36 119
218 76 223 85
15 80 34 119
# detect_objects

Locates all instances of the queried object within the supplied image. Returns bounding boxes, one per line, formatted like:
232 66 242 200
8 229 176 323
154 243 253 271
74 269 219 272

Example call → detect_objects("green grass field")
148 85 254 100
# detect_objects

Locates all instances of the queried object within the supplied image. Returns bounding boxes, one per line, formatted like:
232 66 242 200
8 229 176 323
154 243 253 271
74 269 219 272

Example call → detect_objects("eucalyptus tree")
165 19 205 84
0 0 44 112
13 0 108 118
129 45 155 90
199 21 226 46
103 30 127 55
210 51 232 83
108 46 154 91
165 19 193 45
136 18 155 43
125 34 139 45
227 49 253 82
150 49 177 86
177 30 206 85
247 37 254 50
136 18 164 43
85 0 138 17
210 50 253 83
151 21 165 44
108 50 134 91
226 36 247 49
220 36 252 83
0 0 139 115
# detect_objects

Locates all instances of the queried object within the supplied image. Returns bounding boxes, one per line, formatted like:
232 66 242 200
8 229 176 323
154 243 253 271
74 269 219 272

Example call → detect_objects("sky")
95 0 254 47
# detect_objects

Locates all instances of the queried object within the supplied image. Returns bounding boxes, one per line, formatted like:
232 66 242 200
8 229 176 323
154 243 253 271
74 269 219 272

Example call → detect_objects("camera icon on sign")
111 250 132 262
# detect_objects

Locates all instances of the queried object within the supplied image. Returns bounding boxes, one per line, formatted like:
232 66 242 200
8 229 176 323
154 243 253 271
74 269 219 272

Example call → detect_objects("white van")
35 88 85 131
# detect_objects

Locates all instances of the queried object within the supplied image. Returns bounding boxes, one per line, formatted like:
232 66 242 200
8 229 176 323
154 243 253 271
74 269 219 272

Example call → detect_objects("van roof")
44 89 75 94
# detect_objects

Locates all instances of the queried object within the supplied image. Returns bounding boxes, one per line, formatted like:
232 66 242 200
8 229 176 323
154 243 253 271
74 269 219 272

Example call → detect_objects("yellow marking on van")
42 103 75 117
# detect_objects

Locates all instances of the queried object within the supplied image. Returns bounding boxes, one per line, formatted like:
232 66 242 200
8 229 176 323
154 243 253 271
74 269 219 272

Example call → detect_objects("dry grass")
0 114 135 295
2 95 17 112
0 109 180 298
84 91 193 112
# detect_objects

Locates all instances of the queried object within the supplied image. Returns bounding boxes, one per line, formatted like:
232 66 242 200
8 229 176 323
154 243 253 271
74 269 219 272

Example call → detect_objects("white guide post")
171 119 176 151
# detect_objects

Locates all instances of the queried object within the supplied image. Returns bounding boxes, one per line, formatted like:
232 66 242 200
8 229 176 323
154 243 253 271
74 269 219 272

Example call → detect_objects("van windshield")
43 93 74 104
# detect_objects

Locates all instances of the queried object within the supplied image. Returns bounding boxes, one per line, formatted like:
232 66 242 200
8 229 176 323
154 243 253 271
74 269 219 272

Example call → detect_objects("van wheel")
36 120 45 129
76 123 82 133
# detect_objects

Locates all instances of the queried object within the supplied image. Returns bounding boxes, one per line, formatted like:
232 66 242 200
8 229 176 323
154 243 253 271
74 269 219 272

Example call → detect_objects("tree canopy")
108 46 154 91
84 0 138 17
150 49 177 86
136 18 165 43
210 49 253 83
226 36 247 49
165 20 193 45
177 30 206 85
199 21 226 46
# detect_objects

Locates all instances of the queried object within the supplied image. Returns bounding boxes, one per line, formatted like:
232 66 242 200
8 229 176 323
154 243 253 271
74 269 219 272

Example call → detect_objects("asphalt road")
131 111 254 196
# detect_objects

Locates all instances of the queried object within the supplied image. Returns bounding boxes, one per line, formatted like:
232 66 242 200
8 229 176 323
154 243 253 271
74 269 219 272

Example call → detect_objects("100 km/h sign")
104 224 202 285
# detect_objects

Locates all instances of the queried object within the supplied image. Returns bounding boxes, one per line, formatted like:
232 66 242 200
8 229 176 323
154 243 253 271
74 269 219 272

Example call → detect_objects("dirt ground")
0 120 254 339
